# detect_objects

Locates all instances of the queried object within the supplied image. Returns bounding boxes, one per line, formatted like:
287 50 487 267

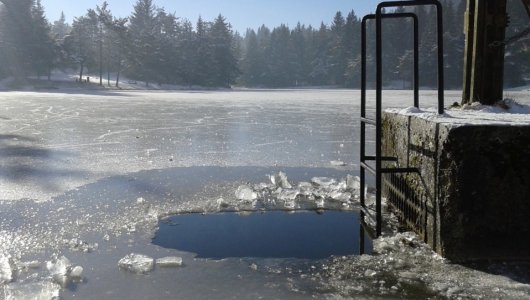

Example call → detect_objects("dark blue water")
153 210 372 259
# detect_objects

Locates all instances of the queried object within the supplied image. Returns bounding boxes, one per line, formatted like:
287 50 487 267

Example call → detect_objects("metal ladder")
360 0 445 237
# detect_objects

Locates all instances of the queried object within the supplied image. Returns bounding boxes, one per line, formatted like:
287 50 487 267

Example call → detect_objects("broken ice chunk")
315 198 325 208
330 160 346 166
4 281 60 300
253 182 272 191
0 256 13 284
19 260 41 270
270 172 292 189
70 266 84 279
235 185 258 201
311 177 337 188
118 253 154 274
46 256 72 286
297 182 314 196
329 191 352 203
283 199 296 210
156 257 183 267
346 175 361 192
278 189 300 201
216 198 229 209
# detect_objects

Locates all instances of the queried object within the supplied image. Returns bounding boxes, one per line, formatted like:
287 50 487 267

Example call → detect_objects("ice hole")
152 210 372 259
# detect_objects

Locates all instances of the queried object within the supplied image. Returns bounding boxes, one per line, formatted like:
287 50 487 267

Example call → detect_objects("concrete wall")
382 111 530 261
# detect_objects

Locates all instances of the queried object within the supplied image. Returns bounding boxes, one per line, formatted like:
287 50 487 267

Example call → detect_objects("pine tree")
176 19 196 86
193 16 213 85
330 12 346 85
30 0 56 79
310 22 331 85
240 29 263 86
52 12 71 39
209 15 239 87
64 9 99 81
0 0 35 80
343 10 361 87
127 0 158 86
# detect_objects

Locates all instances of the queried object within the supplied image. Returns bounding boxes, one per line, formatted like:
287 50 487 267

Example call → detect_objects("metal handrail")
360 0 445 237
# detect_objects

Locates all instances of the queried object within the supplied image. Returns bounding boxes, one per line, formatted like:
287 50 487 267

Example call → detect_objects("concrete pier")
382 108 530 261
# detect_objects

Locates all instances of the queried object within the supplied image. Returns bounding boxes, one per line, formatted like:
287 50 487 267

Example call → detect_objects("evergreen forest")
0 0 528 88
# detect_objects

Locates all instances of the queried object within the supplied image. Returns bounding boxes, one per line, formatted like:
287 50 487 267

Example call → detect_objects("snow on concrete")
387 99 530 126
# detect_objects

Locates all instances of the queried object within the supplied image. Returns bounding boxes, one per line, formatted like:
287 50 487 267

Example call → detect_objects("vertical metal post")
375 7 383 237
360 17 367 214
436 2 445 114
413 15 419 108
359 224 366 255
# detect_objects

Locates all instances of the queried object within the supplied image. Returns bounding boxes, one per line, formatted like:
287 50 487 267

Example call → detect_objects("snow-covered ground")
0 89 529 299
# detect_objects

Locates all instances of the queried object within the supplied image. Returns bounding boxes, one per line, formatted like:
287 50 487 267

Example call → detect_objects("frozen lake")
0 89 529 299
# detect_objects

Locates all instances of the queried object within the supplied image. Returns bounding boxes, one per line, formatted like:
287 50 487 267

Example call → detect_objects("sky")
41 0 382 33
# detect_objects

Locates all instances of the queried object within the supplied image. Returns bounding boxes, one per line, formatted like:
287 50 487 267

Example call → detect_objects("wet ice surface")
0 89 529 299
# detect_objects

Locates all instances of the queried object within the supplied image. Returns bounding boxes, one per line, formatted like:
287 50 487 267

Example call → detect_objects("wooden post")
462 0 508 105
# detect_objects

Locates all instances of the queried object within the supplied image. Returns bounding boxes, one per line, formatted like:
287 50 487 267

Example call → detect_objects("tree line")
0 0 528 89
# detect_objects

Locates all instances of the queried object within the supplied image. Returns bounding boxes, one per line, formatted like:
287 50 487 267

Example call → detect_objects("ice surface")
0 89 528 299
118 253 154 274
156 257 183 268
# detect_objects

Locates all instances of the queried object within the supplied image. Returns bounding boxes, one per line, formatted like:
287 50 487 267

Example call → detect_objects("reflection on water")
153 210 372 259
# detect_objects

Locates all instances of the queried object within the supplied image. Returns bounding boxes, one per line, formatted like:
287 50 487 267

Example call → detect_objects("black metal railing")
360 0 445 237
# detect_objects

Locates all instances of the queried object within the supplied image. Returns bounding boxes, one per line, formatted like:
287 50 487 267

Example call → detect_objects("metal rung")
361 206 377 220
360 162 376 175
381 167 419 174
364 156 398 162
361 117 376 125
360 217 378 239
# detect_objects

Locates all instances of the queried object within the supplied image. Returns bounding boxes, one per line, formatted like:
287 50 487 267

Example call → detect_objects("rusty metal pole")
462 0 508 105
462 0 476 103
